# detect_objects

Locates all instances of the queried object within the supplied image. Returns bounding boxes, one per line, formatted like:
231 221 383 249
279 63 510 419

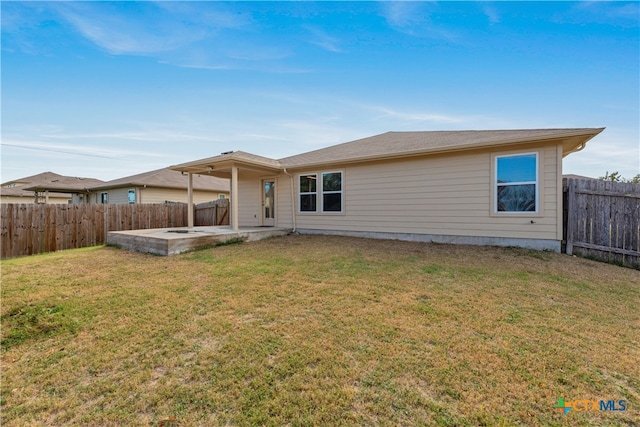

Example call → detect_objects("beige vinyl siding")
1 195 70 204
236 173 294 227
238 172 262 226
91 187 226 204
105 188 131 204
139 188 222 204
277 174 294 228
291 144 560 241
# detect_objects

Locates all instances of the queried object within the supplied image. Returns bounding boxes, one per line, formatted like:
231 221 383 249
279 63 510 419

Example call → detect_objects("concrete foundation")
107 226 292 256
295 229 562 252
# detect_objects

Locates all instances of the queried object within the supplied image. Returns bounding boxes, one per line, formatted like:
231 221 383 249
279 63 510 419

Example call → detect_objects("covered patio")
170 151 285 230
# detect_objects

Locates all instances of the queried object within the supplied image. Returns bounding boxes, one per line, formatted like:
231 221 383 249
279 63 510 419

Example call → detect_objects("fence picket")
564 178 640 268
0 203 196 259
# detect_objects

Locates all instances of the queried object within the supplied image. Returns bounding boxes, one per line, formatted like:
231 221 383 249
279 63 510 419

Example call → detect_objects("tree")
599 171 623 182
599 171 640 184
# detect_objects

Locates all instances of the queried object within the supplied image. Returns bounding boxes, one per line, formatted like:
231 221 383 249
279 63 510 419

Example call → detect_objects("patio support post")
187 172 194 228
231 165 239 231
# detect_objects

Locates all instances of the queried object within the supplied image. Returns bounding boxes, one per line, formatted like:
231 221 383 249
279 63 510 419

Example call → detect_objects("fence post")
566 179 575 256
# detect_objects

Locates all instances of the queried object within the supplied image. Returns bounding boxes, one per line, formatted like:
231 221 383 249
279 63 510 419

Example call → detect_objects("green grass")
1 235 639 426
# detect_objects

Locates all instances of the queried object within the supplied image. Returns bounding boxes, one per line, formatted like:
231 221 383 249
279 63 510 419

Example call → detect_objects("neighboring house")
563 174 597 180
1 172 103 204
171 128 604 252
87 167 229 204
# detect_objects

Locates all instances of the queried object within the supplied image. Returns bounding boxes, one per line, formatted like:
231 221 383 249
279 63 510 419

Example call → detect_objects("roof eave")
282 128 606 169
171 159 282 175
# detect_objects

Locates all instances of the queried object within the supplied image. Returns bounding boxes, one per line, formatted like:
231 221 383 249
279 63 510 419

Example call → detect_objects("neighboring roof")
171 128 604 174
2 172 103 198
90 167 230 192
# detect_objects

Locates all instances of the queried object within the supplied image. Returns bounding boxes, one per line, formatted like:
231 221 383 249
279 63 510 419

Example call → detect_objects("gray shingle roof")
3 172 104 197
278 128 604 168
91 167 229 192
173 151 282 171
170 128 604 172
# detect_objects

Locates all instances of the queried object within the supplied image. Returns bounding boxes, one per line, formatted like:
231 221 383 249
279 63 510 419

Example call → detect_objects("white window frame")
128 189 136 204
494 152 539 214
298 174 318 213
321 171 343 213
100 192 108 204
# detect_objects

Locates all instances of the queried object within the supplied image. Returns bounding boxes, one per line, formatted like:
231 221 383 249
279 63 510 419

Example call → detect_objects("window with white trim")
100 192 108 204
128 189 136 204
495 153 538 213
322 172 342 212
299 174 317 212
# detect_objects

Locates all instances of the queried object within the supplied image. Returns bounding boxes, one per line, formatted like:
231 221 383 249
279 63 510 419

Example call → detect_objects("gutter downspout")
283 168 296 232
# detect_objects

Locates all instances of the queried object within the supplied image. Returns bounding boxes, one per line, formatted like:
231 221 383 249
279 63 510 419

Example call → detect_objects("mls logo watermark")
554 397 627 415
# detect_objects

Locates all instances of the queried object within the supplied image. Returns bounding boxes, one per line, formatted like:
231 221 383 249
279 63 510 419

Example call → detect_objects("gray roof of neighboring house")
3 172 104 197
90 167 230 192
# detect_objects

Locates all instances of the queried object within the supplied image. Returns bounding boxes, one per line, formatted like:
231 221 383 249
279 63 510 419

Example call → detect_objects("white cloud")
303 26 344 53
482 4 501 24
54 3 204 55
378 1 458 40
1 139 172 159
362 104 486 125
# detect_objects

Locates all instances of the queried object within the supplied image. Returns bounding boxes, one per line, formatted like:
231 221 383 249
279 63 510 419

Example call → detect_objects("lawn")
1 235 638 426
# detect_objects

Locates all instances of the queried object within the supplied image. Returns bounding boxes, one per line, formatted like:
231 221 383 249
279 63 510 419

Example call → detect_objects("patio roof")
171 151 282 176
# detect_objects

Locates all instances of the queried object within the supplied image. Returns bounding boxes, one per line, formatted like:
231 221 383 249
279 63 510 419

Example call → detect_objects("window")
299 171 344 213
100 192 108 204
299 174 317 212
495 153 538 213
322 172 342 212
128 189 136 204
219 194 226 200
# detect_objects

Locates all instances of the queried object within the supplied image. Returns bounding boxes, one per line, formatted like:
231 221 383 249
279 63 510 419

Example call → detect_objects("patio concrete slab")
107 226 292 256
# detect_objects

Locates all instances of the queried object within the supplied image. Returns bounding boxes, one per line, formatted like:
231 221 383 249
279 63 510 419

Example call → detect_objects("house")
170 128 604 252
87 167 229 204
1 172 104 204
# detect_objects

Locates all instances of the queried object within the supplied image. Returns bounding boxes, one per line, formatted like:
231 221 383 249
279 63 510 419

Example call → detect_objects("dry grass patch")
1 235 639 426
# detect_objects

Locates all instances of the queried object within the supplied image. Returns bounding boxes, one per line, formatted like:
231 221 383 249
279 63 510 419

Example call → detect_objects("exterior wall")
89 187 228 204
104 188 132 204
277 173 294 228
238 173 262 226
237 172 294 228
139 188 223 204
285 143 561 245
1 195 70 204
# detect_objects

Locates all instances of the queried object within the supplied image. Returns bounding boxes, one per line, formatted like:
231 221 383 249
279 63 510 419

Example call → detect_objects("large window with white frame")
299 171 343 213
322 172 342 212
495 153 538 213
299 174 317 212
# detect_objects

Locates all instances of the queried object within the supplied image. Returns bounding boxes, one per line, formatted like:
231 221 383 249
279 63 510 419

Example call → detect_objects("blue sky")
2 1 639 182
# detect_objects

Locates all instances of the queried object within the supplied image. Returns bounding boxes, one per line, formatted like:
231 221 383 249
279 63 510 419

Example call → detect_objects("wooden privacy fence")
564 178 640 269
195 199 229 226
1 203 189 259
